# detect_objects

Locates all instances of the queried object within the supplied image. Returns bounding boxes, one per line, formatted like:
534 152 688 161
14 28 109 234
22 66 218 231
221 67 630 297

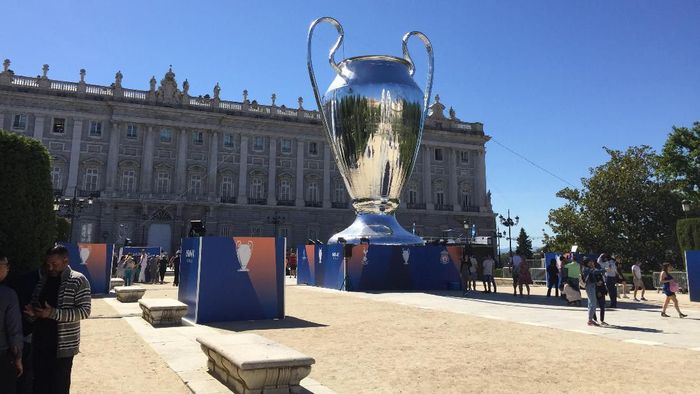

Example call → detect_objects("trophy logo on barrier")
308 17 433 245
79 247 90 265
440 249 450 265
236 240 253 272
362 247 369 266
318 248 323 264
402 248 410 265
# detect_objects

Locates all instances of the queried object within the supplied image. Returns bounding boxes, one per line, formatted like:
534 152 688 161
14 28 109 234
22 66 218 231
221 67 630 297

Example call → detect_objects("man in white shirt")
598 253 618 308
631 261 647 301
481 255 496 293
511 254 522 296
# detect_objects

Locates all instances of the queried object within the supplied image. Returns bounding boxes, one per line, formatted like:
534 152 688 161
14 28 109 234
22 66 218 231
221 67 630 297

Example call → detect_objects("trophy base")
328 213 424 246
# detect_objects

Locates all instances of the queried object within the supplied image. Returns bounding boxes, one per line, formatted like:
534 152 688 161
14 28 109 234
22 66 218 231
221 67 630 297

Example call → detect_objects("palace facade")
0 60 495 253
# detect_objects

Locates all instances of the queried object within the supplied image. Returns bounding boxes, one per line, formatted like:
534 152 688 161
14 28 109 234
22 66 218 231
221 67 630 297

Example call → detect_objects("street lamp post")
462 220 470 264
494 230 505 267
498 209 519 258
266 212 286 238
54 190 95 243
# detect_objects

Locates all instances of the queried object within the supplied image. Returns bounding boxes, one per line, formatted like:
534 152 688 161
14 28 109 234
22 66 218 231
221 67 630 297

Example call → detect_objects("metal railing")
652 271 688 292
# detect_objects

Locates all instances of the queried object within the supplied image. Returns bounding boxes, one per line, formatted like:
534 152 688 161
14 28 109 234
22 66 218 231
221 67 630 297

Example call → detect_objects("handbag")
670 280 680 293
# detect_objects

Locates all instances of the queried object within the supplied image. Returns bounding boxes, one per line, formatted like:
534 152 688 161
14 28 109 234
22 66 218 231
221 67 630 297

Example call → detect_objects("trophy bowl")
307 17 433 245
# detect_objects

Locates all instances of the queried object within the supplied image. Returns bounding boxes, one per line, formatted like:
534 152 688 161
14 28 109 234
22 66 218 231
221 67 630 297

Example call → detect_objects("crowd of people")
1 246 92 393
114 250 180 287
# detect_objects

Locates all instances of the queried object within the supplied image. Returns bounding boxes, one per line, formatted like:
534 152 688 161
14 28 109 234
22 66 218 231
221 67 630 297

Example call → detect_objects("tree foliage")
515 228 533 258
659 122 700 205
0 130 56 274
545 146 681 269
676 218 700 254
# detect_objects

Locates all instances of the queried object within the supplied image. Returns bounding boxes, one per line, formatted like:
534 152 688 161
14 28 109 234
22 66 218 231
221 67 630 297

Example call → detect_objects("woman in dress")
518 257 533 296
137 252 147 283
660 262 687 318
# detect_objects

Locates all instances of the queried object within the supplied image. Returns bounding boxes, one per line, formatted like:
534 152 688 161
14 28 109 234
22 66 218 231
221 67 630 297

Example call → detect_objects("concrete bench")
138 298 188 327
110 278 124 290
114 286 146 303
197 333 315 394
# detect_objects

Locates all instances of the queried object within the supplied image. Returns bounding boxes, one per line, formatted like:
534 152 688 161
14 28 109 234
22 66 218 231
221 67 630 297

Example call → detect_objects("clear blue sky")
3 1 699 247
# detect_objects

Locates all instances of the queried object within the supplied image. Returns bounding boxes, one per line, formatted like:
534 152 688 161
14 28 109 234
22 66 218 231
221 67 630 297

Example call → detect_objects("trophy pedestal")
328 213 423 245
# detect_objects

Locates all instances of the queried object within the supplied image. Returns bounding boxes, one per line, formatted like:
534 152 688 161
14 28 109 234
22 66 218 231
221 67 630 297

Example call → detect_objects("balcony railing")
462 205 480 212
248 198 267 205
406 203 426 210
221 196 237 204
331 202 348 209
305 201 322 208
434 204 453 211
277 199 294 206
77 189 100 198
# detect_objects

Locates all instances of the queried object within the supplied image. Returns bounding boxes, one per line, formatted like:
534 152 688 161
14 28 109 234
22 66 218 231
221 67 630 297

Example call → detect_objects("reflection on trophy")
440 249 450 265
318 248 323 264
236 240 253 272
79 247 90 265
402 248 410 265
308 17 433 245
362 248 369 266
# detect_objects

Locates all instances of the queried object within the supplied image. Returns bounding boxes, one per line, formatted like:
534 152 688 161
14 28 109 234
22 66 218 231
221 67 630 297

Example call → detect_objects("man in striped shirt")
24 245 91 394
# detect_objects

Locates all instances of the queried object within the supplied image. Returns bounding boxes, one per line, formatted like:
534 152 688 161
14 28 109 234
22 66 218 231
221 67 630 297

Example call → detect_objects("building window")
434 148 443 161
192 131 204 145
279 179 291 201
51 167 62 189
89 121 102 137
52 118 66 134
220 224 234 237
408 188 417 204
84 168 99 191
223 133 235 148
156 171 170 193
281 139 292 154
12 114 27 130
460 151 469 163
221 176 234 197
333 181 346 203
80 223 94 243
461 184 471 207
189 174 202 195
307 180 319 202
253 136 264 151
250 177 265 199
126 124 138 139
160 128 173 143
308 142 318 155
250 225 262 236
121 169 136 192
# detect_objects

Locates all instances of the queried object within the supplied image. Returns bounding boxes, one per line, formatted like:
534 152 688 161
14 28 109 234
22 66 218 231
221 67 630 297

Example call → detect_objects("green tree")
0 130 56 274
546 146 681 269
56 216 71 242
659 121 700 205
515 228 533 258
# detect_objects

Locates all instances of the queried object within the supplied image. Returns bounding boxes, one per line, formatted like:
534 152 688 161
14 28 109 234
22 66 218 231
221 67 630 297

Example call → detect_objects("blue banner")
178 238 201 323
686 250 700 302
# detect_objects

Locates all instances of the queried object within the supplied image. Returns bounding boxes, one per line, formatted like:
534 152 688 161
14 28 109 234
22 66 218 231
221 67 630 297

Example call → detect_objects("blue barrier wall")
686 250 700 302
178 236 285 323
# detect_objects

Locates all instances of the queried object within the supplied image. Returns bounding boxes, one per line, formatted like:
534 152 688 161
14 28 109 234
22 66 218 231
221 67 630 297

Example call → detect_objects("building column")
105 121 120 192
267 137 277 205
33 114 45 141
66 119 84 194
140 126 155 193
176 128 188 194
449 148 460 212
237 135 248 205
322 143 331 208
207 131 219 198
477 148 487 208
422 146 433 210
0 113 4 130
295 140 305 207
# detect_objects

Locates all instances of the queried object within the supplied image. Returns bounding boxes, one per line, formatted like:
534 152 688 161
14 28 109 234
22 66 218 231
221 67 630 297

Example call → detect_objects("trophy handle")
307 17 344 127
402 31 434 119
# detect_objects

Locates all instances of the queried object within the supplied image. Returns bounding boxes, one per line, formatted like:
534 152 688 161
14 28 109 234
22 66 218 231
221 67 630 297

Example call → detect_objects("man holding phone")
24 245 91 394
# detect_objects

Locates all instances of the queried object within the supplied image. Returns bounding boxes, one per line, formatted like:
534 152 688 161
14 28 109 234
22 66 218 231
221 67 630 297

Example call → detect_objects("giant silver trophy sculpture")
307 17 433 245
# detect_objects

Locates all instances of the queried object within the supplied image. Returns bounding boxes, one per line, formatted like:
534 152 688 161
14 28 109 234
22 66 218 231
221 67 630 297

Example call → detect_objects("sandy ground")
70 278 699 394
72 286 189 393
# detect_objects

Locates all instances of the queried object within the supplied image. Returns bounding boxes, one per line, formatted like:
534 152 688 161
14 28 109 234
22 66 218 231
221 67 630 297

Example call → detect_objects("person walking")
469 255 478 292
546 258 559 297
288 251 297 278
631 261 647 301
460 254 471 294
615 257 629 299
598 253 618 308
0 253 24 392
123 254 135 287
148 254 159 284
158 254 168 284
510 254 522 296
24 245 91 394
137 252 147 283
518 257 533 296
482 255 496 293
171 251 181 287
582 258 606 326
660 263 687 318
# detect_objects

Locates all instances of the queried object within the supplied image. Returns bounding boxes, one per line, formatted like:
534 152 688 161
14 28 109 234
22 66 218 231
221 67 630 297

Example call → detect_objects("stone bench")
114 286 146 303
197 333 315 394
110 278 124 290
138 298 188 327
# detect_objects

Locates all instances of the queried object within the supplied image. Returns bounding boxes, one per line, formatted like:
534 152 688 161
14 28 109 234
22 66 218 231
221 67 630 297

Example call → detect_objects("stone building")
0 60 495 252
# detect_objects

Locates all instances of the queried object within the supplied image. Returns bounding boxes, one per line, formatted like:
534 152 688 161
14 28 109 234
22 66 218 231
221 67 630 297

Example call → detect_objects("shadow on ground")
602 325 663 333
207 316 327 332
